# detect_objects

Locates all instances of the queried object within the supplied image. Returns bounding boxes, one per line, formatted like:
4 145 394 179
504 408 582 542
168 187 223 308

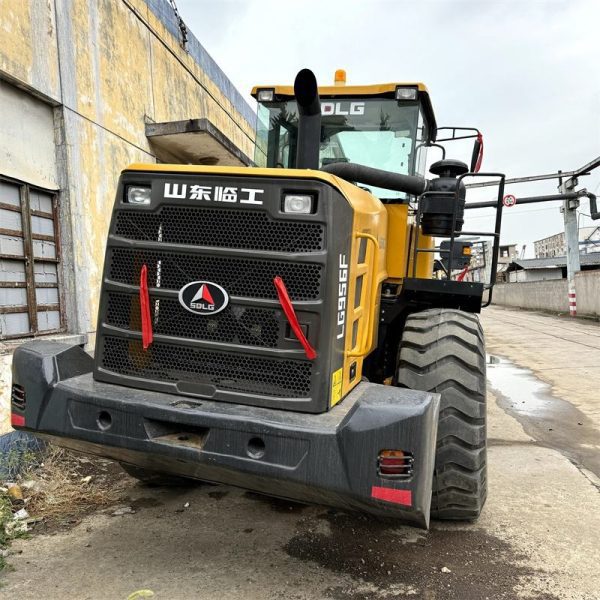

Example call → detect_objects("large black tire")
395 308 487 520
120 463 196 487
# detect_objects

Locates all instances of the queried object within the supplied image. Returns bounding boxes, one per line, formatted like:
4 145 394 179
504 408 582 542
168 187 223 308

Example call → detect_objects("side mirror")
470 132 484 173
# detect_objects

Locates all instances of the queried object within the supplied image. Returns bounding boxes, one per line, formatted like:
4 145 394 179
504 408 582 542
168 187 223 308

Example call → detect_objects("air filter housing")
420 159 469 236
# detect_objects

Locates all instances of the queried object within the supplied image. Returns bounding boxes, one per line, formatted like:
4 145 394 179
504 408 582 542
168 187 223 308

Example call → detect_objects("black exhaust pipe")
294 68 321 169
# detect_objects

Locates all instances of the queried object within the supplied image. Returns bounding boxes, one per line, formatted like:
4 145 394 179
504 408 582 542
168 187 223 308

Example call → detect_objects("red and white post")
568 287 577 316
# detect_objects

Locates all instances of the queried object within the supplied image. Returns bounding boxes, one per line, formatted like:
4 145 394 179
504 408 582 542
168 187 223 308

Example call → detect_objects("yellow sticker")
331 367 343 407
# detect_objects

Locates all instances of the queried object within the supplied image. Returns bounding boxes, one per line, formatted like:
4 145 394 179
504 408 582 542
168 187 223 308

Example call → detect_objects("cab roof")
251 81 437 141
251 82 430 97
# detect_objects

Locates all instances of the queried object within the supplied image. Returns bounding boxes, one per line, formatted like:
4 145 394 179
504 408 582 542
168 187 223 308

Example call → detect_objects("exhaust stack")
294 69 321 169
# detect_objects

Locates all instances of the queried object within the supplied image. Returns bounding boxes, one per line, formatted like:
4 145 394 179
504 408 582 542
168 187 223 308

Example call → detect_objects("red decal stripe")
11 413 25 427
371 486 412 506
140 265 153 350
273 276 317 360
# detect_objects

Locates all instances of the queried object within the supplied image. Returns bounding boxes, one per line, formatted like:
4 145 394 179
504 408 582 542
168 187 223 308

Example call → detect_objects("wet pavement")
487 354 600 479
1 306 599 599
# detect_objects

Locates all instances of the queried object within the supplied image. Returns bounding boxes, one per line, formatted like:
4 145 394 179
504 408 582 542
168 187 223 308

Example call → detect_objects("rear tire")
120 463 196 487
395 308 487 520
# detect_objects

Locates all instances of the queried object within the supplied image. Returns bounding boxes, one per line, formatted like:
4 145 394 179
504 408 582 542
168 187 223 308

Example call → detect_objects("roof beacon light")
334 69 346 86
395 86 418 101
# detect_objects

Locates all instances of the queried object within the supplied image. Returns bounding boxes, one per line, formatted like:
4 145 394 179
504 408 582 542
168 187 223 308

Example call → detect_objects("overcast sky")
177 0 599 256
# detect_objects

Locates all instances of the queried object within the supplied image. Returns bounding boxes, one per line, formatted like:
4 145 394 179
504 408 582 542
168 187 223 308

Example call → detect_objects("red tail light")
11 384 26 427
378 450 414 479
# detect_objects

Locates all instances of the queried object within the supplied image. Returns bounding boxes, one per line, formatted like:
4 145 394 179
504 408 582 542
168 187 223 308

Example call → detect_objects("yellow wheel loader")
12 69 506 527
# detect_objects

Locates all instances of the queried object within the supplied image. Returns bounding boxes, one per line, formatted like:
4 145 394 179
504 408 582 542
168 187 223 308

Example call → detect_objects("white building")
534 226 600 258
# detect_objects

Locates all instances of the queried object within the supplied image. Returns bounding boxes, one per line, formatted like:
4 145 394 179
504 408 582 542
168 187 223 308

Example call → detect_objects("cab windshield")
255 98 427 200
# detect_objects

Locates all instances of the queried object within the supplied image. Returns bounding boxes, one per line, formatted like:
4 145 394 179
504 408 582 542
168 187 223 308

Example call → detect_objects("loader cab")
252 74 437 201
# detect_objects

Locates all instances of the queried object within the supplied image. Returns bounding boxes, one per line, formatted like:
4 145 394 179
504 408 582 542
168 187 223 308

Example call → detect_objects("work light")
283 194 313 214
395 86 418 101
257 89 274 102
125 186 151 204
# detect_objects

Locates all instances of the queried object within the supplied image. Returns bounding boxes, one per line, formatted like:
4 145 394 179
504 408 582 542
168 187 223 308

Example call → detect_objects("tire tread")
395 308 487 521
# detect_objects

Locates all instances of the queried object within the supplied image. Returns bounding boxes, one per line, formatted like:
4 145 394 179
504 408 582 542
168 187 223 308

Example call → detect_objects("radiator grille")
114 207 325 252
108 247 322 300
100 336 312 398
105 292 280 348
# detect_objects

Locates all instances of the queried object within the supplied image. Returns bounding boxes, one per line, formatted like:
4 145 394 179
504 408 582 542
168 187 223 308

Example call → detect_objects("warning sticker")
331 368 343 407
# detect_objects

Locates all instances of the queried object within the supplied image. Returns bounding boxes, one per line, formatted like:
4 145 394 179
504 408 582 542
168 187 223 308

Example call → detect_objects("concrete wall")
493 271 600 317
507 268 562 283
0 0 256 432
1 0 256 338
574 271 600 317
0 81 59 189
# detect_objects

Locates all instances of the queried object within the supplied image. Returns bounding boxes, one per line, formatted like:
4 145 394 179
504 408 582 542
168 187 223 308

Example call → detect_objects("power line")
466 205 561 220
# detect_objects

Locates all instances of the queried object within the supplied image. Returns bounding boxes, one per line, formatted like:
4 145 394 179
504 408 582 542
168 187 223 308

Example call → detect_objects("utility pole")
463 155 600 316
559 172 581 316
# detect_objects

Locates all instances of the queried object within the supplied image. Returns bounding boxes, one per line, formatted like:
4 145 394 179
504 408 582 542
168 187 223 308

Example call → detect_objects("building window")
0 176 64 340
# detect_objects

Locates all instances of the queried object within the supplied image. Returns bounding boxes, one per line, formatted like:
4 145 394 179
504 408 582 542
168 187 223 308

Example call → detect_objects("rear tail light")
11 384 26 427
11 384 26 410
378 450 414 480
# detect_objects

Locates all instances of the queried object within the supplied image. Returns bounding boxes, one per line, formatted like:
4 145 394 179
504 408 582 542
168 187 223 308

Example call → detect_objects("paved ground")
2 306 599 599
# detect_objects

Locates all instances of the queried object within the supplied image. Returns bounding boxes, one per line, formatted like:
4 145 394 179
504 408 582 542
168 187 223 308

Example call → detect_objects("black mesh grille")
100 336 312 398
108 248 322 300
105 293 280 348
114 207 324 252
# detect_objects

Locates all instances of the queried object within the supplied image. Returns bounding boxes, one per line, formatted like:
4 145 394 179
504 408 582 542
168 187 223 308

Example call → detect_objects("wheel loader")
11 68 506 528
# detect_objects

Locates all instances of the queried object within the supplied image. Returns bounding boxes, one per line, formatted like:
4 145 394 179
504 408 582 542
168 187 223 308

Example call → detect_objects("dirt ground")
1 306 599 599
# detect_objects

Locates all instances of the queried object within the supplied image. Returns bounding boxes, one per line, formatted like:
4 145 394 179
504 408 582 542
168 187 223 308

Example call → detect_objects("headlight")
283 194 313 214
395 86 418 101
257 89 274 102
126 186 151 204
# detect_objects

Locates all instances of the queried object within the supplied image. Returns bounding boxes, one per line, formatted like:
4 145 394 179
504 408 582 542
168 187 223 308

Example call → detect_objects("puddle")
487 355 600 479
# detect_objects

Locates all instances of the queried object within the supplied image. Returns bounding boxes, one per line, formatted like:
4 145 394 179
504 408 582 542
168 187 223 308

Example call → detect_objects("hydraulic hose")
321 162 428 197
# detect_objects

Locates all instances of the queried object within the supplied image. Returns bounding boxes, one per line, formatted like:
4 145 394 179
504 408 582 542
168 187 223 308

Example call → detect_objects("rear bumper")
12 341 440 527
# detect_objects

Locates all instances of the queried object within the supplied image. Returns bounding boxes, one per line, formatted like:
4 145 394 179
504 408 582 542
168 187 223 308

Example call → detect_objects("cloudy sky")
177 0 599 256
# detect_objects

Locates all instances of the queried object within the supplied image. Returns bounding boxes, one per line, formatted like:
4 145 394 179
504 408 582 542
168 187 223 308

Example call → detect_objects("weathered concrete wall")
574 271 600 317
1 0 256 338
0 0 61 102
0 81 59 189
493 271 600 317
0 0 256 431
493 280 569 313
0 0 254 333
507 268 562 283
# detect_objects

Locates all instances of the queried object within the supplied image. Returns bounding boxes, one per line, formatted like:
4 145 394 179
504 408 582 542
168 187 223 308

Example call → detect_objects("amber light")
334 69 346 85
